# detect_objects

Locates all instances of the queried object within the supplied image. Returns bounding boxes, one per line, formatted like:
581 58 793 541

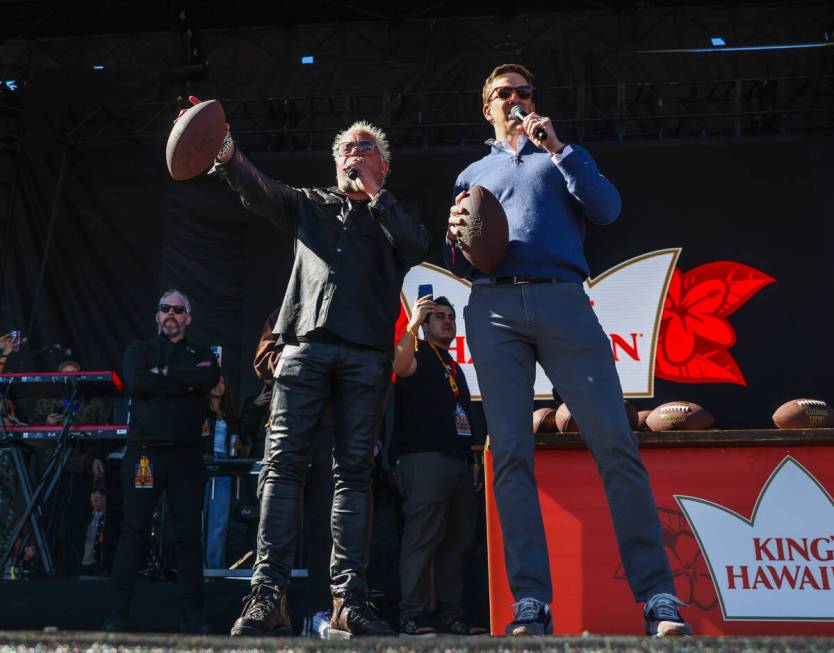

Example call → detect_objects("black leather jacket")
216 149 430 352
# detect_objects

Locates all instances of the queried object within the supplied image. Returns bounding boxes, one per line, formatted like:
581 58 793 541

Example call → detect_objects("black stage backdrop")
2 69 833 429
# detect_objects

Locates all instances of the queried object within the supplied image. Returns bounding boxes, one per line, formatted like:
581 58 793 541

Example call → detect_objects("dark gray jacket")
216 150 430 352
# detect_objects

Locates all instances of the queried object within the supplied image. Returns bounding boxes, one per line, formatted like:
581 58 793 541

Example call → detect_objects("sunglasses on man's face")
158 304 188 315
337 140 377 156
489 85 534 102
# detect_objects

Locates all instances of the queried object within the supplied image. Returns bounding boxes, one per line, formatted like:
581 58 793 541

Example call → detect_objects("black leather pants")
251 341 391 595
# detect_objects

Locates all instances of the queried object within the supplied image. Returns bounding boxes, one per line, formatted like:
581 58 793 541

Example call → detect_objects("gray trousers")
464 281 674 604
397 452 475 620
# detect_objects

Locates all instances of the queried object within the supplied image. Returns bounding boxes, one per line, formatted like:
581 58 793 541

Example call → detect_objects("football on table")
772 398 834 429
646 401 714 432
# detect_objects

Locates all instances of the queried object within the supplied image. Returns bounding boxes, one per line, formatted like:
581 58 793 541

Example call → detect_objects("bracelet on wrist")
216 132 235 162
406 325 419 352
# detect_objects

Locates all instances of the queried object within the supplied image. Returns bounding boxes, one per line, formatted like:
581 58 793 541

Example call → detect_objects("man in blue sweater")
444 64 690 637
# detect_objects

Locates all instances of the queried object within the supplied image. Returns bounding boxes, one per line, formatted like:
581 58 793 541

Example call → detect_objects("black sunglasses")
158 304 188 315
488 85 534 102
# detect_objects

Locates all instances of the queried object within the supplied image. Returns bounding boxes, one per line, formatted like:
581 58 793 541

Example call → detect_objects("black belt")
494 276 557 285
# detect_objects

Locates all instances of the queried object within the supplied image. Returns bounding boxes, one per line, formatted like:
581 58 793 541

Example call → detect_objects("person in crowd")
0 333 22 562
392 295 479 637
32 358 112 577
242 308 282 461
80 483 115 575
34 358 110 427
0 332 23 426
103 289 220 633
199 105 430 637
444 63 691 637
241 383 271 460
203 374 243 569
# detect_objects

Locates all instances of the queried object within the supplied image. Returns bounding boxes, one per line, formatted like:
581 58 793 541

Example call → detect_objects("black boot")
230 584 292 637
328 590 396 639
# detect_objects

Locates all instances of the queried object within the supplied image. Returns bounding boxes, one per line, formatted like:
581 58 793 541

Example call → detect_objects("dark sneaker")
643 593 691 637
329 592 396 639
400 616 438 638
436 616 469 636
505 597 552 637
230 584 292 637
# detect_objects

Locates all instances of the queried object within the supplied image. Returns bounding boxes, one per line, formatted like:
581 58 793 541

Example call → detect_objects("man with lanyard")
104 289 220 633
444 63 691 637
392 294 478 637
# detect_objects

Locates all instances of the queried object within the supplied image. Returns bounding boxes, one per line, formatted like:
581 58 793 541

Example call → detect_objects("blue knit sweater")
443 139 621 282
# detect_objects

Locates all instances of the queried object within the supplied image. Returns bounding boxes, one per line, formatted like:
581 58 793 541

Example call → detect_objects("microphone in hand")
509 105 547 142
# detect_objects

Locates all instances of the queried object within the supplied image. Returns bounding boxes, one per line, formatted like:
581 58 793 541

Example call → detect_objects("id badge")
455 404 472 438
134 454 154 489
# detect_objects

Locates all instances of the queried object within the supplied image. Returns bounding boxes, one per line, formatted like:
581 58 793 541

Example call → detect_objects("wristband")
406 325 419 352
216 132 235 162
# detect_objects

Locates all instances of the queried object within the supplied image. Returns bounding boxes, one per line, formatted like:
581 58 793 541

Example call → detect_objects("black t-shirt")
393 343 474 459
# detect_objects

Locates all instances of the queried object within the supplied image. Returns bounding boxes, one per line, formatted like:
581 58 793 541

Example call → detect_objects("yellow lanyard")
430 344 459 397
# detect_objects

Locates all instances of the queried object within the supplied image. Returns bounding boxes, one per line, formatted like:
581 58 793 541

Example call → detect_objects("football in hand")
456 186 509 273
166 99 227 181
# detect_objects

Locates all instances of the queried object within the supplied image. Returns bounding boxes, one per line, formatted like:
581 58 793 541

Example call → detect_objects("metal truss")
64 74 834 152
2 1 832 151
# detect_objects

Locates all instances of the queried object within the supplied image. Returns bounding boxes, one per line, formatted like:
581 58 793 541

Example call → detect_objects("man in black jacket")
209 117 430 638
103 289 220 633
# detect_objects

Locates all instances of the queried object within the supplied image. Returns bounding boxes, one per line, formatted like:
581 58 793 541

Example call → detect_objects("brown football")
554 403 578 433
772 398 834 429
637 410 652 432
533 408 558 434
646 401 714 432
556 400 639 433
457 186 509 273
166 99 227 181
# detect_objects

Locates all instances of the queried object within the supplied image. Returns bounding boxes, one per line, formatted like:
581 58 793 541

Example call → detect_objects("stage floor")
1 631 834 653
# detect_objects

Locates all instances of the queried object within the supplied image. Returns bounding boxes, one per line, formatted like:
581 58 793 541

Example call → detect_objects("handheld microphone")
347 169 359 181
509 105 547 142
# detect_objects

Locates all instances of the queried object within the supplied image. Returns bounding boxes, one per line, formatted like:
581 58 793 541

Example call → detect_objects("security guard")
103 289 220 633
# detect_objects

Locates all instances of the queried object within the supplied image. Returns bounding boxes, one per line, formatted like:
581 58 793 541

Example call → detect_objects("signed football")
456 186 509 273
646 401 714 432
772 398 834 429
166 99 227 181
